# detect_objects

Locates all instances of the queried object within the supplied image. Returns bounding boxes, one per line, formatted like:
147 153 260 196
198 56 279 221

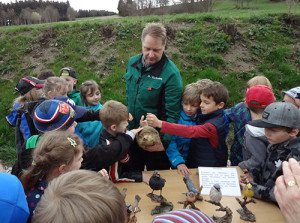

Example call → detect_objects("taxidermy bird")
209 183 222 203
183 174 200 194
136 126 161 149
242 183 254 198
149 170 166 196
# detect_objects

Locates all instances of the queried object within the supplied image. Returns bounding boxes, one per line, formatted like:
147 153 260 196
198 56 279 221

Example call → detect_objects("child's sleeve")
250 182 276 202
166 135 185 168
82 134 133 170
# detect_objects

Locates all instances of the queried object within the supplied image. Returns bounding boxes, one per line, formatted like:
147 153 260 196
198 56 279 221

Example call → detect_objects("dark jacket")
99 129 142 183
187 109 228 167
82 131 133 171
124 53 182 147
250 136 300 203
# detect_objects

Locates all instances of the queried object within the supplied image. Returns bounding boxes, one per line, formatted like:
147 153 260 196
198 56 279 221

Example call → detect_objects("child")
240 102 300 203
166 82 202 175
98 100 150 184
32 170 126 223
77 80 103 147
238 85 275 170
147 81 229 167
59 67 82 105
37 69 55 80
6 77 45 153
225 75 272 166
11 99 79 178
21 130 84 221
0 172 29 223
281 86 300 109
43 76 68 99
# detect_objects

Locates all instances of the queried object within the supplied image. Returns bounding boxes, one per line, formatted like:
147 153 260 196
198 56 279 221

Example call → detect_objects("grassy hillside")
0 0 300 165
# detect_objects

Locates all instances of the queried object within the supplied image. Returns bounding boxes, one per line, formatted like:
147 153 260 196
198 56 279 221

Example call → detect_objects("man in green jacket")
124 23 183 170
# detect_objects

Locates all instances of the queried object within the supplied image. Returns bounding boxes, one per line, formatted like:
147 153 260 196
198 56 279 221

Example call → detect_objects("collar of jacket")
131 53 167 77
198 109 223 123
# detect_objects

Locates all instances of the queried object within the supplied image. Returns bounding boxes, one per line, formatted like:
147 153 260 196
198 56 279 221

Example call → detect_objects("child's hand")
129 113 133 121
131 127 143 136
97 169 109 179
143 141 165 152
139 115 148 127
177 164 192 175
142 172 152 185
146 113 162 128
240 169 253 184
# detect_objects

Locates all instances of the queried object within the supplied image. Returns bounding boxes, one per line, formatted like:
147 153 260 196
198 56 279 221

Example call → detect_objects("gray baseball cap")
248 102 300 129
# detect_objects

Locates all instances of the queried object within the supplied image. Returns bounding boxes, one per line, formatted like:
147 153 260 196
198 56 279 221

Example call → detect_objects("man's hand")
146 113 162 128
139 115 148 127
143 141 165 152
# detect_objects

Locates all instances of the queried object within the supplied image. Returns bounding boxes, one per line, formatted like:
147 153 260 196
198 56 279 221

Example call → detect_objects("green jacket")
68 87 82 106
124 53 183 145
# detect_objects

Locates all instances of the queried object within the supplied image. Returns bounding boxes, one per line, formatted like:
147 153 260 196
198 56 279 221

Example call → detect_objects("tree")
66 6 77 21
31 11 41 24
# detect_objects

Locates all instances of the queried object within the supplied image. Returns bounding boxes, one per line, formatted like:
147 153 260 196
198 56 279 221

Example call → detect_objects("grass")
0 0 300 165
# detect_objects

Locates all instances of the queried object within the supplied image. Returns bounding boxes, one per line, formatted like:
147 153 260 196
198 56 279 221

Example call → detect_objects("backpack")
11 135 42 178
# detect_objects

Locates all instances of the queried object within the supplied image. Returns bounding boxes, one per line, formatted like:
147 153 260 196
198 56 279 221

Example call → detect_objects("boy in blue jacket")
167 80 212 175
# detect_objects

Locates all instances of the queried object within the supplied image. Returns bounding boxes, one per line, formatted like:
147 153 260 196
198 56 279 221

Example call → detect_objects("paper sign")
198 167 241 196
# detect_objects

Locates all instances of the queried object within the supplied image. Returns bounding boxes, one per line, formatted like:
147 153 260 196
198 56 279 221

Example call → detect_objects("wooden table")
116 167 285 223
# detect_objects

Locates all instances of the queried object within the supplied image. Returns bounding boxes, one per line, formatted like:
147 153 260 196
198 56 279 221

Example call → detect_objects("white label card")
198 167 241 196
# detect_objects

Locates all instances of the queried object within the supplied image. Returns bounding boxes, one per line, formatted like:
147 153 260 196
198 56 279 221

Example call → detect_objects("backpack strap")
25 135 42 150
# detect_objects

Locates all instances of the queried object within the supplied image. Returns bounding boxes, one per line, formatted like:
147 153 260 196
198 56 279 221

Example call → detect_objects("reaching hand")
146 113 162 128
177 164 192 175
97 169 109 179
130 127 143 136
139 115 148 127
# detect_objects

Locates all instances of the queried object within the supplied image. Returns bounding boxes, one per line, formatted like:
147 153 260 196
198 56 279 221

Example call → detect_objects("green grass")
0 0 299 164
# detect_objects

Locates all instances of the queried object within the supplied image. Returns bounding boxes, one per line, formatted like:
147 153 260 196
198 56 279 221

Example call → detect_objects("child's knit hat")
59 67 77 79
248 102 300 129
33 99 76 132
152 209 215 223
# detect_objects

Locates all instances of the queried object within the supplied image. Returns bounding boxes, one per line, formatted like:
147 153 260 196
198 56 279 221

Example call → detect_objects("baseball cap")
33 99 76 132
15 76 45 95
54 96 86 119
0 172 29 222
248 102 300 129
246 85 275 109
281 87 300 100
59 67 77 79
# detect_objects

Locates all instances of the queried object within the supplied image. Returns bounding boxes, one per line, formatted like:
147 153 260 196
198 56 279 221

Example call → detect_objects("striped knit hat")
152 209 215 223
33 99 76 132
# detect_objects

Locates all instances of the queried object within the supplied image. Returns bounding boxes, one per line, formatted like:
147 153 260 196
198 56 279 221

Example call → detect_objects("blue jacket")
77 103 103 147
6 103 31 141
166 109 197 168
187 109 228 167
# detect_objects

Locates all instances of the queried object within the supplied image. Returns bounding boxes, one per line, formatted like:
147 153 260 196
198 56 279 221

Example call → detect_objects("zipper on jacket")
133 74 143 125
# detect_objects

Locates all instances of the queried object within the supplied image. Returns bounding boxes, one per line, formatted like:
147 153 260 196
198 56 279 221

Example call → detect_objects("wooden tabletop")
116 167 285 223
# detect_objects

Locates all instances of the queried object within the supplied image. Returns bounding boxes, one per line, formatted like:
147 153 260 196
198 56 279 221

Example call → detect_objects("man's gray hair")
141 23 167 45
